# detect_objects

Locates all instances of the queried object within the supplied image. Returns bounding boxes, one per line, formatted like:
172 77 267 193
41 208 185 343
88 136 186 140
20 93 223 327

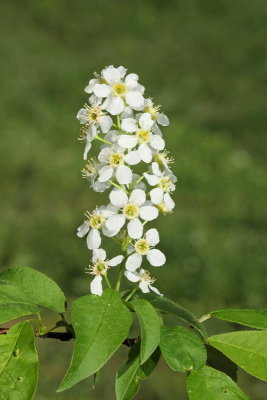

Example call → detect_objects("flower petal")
92 248 106 262
100 115 113 133
84 78 98 94
150 135 165 151
150 188 164 204
127 218 143 239
149 285 163 296
157 113 169 126
124 270 139 283
87 228 101 250
118 135 138 149
126 252 142 271
147 249 166 267
144 173 159 186
93 83 111 98
129 189 146 206
139 113 154 130
106 214 126 232
145 229 160 246
139 205 159 221
121 118 138 133
124 150 141 165
109 189 128 208
151 162 162 176
103 66 121 84
108 255 124 267
139 144 152 163
90 275 103 296
125 73 139 87
164 192 175 211
106 96 124 115
139 281 150 293
77 222 89 238
98 165 113 182
116 165 132 184
125 91 144 108
83 140 92 160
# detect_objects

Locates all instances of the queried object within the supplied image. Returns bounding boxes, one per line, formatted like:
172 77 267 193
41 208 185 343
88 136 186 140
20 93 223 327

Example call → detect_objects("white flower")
81 158 111 192
119 113 165 163
144 162 176 212
77 206 117 250
97 145 140 185
124 268 162 296
77 95 113 160
125 228 166 271
106 189 159 239
91 65 145 115
86 248 124 296
135 98 169 136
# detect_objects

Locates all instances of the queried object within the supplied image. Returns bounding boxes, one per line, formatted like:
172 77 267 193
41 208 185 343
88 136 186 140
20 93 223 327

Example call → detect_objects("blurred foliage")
0 0 267 398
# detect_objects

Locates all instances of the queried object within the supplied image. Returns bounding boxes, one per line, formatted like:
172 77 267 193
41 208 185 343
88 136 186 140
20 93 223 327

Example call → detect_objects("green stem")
104 274 112 289
95 134 112 146
108 180 128 194
117 115 121 129
115 264 124 291
125 285 139 302
134 175 144 186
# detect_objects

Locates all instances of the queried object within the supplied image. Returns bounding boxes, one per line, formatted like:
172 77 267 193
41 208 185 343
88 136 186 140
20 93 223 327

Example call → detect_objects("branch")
0 327 139 346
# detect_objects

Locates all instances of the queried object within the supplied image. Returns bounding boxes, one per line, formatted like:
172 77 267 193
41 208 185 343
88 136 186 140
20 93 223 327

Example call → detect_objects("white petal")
106 214 126 232
93 83 111 98
98 147 112 162
147 249 166 267
144 173 159 186
121 118 138 133
124 150 141 165
116 165 132 184
157 113 169 126
139 205 158 221
126 252 142 271
118 66 127 78
92 181 110 192
164 192 175 211
125 73 139 87
139 144 152 163
118 135 138 149
77 222 89 238
145 228 160 246
127 218 143 239
83 140 92 160
139 113 154 130
129 189 146 206
109 189 128 208
106 96 124 115
125 91 144 108
100 115 113 133
108 255 124 267
150 135 165 150
90 275 103 296
149 285 162 296
84 78 98 94
150 188 164 204
103 66 121 84
124 270 139 283
98 165 113 182
121 106 134 119
92 248 106 262
102 223 117 237
87 229 101 250
139 281 150 293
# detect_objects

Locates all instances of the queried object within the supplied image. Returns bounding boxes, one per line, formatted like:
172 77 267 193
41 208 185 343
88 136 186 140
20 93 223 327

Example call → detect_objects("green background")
1 0 266 398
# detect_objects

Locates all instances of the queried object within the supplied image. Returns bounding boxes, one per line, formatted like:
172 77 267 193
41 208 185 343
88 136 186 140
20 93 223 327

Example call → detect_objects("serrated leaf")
206 345 238 382
160 325 207 372
209 330 267 381
0 321 39 400
116 345 161 400
130 299 161 364
210 308 267 330
133 292 206 338
0 267 66 313
58 289 132 392
0 281 39 324
187 366 249 400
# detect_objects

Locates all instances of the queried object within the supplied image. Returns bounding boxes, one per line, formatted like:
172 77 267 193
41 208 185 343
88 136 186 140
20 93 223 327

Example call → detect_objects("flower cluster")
77 65 177 296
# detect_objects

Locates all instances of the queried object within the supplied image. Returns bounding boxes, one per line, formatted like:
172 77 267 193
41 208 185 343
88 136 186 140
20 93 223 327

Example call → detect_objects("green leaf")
160 325 207 372
0 267 66 313
0 321 39 400
0 281 39 324
206 345 238 382
209 330 267 381
116 345 161 400
210 308 267 330
187 366 249 400
58 289 132 392
133 292 206 338
130 299 161 364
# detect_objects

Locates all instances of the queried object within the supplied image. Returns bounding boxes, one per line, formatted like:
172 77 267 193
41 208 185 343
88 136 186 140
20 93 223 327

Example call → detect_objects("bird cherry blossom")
106 189 159 239
124 268 162 295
